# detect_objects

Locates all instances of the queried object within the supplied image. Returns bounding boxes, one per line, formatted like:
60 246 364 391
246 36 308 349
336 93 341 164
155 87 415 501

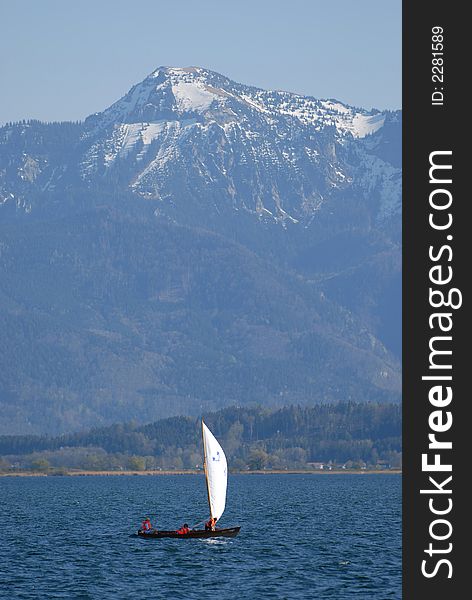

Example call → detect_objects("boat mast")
201 419 213 520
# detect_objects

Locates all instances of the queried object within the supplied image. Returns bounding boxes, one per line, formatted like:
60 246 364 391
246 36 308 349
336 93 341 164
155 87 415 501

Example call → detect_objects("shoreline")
0 468 401 477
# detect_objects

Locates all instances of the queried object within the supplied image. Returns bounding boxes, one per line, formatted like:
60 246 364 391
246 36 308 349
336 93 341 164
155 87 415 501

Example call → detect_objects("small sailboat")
135 419 240 539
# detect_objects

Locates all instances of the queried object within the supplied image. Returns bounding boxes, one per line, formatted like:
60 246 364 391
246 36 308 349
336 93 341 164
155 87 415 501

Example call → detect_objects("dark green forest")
0 403 401 472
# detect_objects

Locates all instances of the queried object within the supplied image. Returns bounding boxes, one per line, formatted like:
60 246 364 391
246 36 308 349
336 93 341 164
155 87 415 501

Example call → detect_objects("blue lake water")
0 474 401 599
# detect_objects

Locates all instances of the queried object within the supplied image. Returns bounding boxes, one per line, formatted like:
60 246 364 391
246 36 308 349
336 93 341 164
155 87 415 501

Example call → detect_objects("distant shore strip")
1 468 401 477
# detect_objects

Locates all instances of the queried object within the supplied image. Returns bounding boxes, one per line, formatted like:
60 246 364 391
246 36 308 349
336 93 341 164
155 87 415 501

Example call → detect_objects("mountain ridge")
1 65 401 226
0 66 401 435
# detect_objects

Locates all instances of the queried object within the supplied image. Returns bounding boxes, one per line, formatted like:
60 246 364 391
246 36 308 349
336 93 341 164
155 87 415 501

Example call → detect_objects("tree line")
0 403 401 471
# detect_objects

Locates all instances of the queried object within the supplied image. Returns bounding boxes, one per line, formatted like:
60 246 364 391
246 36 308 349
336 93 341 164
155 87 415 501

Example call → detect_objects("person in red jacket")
141 517 152 532
205 517 217 531
177 523 190 535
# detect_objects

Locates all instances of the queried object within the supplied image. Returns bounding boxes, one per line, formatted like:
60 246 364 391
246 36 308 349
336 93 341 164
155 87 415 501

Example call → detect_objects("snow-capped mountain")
0 67 401 434
87 66 387 135
0 66 401 226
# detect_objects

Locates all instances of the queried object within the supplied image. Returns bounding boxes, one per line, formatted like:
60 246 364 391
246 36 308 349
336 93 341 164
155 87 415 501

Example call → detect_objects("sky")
0 0 401 126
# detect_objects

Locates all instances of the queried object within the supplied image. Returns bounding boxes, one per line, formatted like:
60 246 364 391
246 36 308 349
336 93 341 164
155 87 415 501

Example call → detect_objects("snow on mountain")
0 68 402 432
171 81 217 112
88 66 386 136
0 66 401 226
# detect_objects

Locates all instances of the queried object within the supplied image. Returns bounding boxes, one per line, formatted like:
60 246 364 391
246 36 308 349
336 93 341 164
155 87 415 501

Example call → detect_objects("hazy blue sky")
0 0 401 125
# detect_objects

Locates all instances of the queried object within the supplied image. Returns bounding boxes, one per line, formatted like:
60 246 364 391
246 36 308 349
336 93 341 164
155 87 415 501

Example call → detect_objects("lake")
0 474 401 599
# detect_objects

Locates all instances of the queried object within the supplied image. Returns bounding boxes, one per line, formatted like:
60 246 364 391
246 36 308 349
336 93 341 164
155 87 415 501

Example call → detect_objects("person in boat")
176 523 190 535
205 517 217 531
141 517 153 532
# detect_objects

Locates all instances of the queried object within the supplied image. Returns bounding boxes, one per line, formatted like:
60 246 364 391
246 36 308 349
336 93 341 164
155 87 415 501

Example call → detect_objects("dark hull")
134 527 240 539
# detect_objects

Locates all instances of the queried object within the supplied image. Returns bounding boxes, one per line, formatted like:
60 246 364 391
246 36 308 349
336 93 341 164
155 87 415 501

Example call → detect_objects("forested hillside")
0 403 401 471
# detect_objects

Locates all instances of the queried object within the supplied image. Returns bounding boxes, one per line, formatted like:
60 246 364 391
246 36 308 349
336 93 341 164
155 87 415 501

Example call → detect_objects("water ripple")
0 474 401 599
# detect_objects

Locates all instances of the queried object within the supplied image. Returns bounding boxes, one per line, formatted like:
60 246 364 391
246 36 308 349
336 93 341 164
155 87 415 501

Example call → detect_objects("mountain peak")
151 65 207 77
89 66 388 142
1 66 400 228
88 65 231 127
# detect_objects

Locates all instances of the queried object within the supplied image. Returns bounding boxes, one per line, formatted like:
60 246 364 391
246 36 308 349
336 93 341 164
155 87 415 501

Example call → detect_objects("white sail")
202 421 228 521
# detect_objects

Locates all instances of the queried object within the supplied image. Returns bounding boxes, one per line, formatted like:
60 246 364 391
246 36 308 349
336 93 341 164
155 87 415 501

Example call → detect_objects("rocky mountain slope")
0 67 401 434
